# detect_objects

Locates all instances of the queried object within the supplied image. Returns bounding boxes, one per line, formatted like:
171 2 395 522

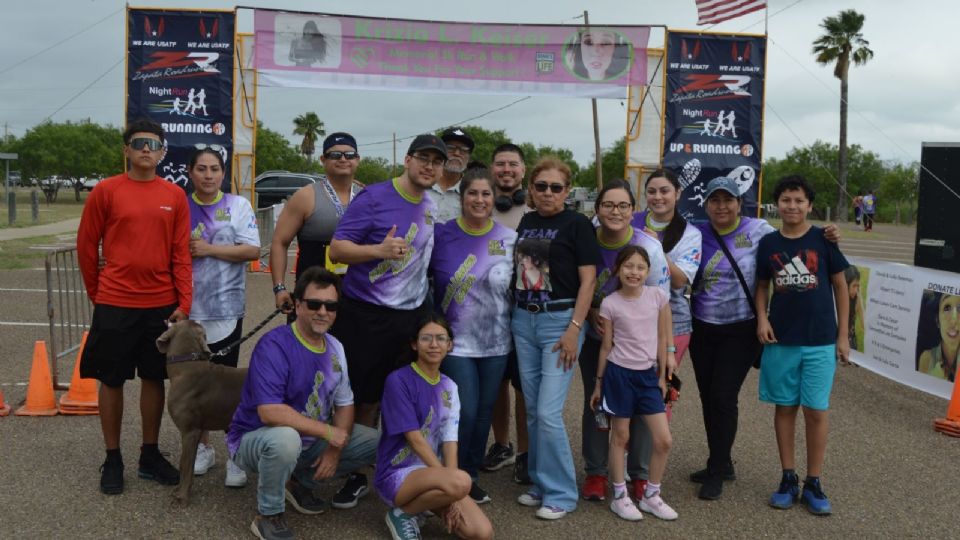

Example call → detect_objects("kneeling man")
227 267 378 540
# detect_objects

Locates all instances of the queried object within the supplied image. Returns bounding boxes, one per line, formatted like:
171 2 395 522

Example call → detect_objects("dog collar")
167 352 210 364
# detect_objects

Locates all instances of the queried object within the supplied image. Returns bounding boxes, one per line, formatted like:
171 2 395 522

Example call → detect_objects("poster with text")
253 10 651 99
126 8 235 192
663 31 766 222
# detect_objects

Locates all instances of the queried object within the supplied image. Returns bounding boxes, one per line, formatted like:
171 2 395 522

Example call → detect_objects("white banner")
848 256 958 399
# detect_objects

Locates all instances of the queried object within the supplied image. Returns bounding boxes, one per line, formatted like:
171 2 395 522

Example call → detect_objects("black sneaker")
99 459 124 495
285 480 326 515
250 513 295 540
469 482 491 505
698 473 724 500
331 472 369 509
138 450 180 485
689 462 736 483
513 452 531 485
481 442 515 471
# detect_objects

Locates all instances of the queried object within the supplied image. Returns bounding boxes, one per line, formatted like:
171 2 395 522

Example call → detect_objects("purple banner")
662 31 766 222
126 9 235 191
254 10 650 98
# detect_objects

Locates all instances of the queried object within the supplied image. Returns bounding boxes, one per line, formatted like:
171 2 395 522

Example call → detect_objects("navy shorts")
79 303 177 387
599 362 666 417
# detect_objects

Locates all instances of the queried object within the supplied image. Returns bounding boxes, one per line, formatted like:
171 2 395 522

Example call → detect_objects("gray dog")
156 320 247 503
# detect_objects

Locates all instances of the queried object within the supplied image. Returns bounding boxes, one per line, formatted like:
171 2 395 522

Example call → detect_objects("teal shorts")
758 344 836 410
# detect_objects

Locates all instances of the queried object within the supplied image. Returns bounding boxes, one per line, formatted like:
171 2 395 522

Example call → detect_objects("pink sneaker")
639 492 678 521
609 495 643 521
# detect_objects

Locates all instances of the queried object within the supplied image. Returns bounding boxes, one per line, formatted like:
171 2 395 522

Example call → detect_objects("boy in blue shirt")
754 175 849 515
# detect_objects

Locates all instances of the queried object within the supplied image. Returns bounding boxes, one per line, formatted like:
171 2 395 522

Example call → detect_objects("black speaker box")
915 142 960 272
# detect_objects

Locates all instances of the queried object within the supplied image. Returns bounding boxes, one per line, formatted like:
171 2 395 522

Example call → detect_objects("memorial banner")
847 256 957 400
126 8 235 191
663 31 766 222
253 10 651 98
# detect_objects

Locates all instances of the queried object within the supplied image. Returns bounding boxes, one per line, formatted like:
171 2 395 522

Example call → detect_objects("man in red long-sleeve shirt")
77 118 192 495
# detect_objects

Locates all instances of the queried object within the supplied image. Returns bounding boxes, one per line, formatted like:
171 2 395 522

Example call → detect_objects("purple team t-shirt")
333 178 436 310
430 218 517 357
692 217 775 324
374 364 460 506
226 325 353 455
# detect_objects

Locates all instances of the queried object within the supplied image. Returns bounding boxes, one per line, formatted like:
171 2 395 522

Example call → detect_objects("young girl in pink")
590 245 678 521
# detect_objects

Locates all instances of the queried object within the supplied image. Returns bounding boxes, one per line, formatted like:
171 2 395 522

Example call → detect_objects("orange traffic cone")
59 332 99 415
15 341 58 416
0 388 10 416
249 259 261 272
934 376 960 437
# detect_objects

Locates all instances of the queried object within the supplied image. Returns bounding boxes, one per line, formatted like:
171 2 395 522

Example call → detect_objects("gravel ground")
1 220 957 539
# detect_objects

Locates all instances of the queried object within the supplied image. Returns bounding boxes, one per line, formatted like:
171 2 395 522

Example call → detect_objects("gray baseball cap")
703 176 741 199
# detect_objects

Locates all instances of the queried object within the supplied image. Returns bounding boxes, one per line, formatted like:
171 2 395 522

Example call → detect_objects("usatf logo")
669 74 751 104
198 18 219 39
133 52 220 82
680 39 701 60
535 52 555 74
143 16 166 37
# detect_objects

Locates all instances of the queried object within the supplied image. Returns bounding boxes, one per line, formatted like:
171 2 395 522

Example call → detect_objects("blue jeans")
512 306 584 512
233 424 379 515
441 354 508 479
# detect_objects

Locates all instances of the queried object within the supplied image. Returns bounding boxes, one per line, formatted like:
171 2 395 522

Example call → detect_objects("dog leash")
210 308 283 359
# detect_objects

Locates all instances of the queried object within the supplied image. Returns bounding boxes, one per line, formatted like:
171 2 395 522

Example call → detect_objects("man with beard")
428 127 474 223
491 143 529 230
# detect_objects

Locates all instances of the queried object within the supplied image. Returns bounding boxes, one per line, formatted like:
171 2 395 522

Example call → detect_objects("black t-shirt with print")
513 209 601 304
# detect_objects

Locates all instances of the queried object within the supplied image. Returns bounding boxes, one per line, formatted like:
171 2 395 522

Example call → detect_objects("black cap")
407 134 448 160
322 132 357 153
440 127 474 152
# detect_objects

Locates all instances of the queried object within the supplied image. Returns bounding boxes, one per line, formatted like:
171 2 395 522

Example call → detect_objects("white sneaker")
517 490 542 507
535 505 567 520
610 494 643 521
194 443 215 475
639 492 678 521
225 457 248 487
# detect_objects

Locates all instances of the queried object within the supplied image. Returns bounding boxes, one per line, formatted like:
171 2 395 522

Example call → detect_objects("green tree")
351 156 393 185
255 122 313 175
292 112 325 161
13 120 122 181
812 9 875 222
574 137 626 189
878 161 918 224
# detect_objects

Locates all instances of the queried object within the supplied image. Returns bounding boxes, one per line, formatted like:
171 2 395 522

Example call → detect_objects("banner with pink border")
253 10 651 98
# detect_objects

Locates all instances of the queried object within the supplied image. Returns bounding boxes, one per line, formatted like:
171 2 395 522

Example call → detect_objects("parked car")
7 170 21 186
253 171 320 209
79 177 102 191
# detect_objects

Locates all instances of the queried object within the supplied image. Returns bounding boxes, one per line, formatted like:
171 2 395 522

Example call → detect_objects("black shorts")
208 319 243 368
80 303 177 387
330 296 429 405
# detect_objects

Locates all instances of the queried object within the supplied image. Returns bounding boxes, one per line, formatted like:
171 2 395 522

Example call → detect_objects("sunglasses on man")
300 298 340 312
324 151 359 160
129 137 164 151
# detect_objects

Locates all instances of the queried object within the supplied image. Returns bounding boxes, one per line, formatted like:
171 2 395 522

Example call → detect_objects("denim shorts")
758 343 837 410
599 362 665 417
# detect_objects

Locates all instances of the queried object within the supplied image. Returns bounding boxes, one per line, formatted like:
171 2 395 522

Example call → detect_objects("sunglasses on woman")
533 181 565 194
194 143 225 152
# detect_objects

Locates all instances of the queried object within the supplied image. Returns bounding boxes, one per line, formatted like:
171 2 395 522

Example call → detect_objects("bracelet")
666 345 677 353
272 283 286 294
570 319 582 329
325 423 333 441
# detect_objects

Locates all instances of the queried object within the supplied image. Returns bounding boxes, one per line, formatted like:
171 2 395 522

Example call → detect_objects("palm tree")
812 9 874 222
292 112 325 161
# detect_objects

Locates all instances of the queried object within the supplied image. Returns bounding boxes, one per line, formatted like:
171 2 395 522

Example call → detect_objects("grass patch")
0 188 87 229
0 234 62 269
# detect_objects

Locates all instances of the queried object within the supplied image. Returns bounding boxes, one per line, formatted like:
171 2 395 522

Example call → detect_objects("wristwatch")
272 283 286 295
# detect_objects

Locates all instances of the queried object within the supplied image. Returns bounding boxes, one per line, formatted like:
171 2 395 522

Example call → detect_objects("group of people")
852 190 877 231
76 119 852 540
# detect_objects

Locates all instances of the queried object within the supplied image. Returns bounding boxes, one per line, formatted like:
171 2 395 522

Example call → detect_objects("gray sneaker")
284 481 325 515
250 513 294 540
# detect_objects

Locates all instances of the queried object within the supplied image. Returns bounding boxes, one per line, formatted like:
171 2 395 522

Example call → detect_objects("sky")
1 0 957 168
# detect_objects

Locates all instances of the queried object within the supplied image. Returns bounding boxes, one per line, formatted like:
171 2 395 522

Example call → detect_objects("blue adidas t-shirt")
756 226 849 345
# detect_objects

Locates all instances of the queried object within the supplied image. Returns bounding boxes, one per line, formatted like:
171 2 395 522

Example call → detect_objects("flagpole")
584 10 603 191
764 2 769 35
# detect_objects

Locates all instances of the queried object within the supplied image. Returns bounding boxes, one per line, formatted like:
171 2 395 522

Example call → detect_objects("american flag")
695 0 766 25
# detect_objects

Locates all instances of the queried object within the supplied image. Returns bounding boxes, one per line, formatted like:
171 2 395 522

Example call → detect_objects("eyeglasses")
418 334 451 344
194 143 225 152
301 298 340 312
411 154 446 168
324 151 359 160
599 201 633 212
445 144 471 154
129 137 163 151
533 181 566 194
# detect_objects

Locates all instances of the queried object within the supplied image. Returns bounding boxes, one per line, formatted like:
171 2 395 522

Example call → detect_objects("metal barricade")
254 204 282 270
45 247 92 390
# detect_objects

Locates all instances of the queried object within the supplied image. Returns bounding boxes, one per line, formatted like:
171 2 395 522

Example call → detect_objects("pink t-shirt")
599 287 669 371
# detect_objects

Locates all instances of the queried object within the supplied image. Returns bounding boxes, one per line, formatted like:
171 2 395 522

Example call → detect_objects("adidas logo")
774 255 817 287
